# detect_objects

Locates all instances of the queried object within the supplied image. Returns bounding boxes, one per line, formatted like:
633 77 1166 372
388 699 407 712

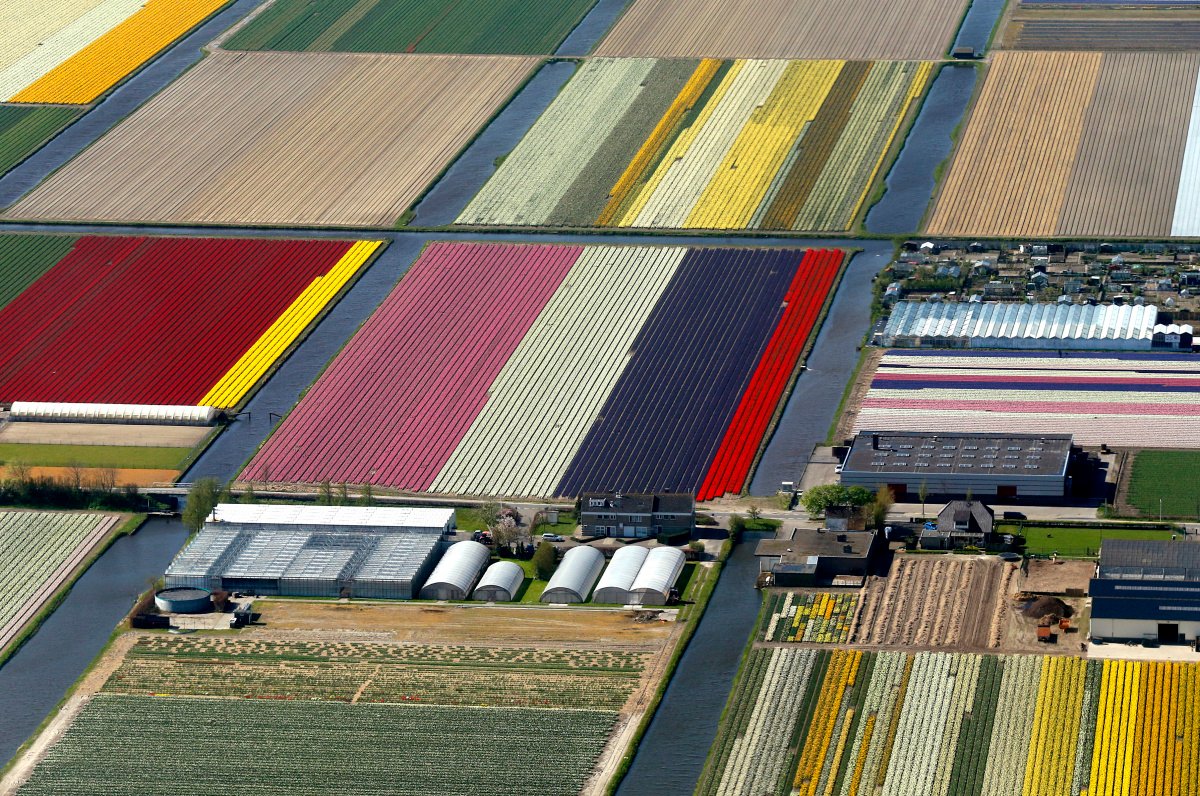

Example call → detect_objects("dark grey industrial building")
579 493 694 539
1091 538 1200 644
755 528 883 587
839 431 1072 500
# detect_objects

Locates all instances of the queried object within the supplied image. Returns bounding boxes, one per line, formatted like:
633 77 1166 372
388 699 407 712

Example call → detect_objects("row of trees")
0 461 158 511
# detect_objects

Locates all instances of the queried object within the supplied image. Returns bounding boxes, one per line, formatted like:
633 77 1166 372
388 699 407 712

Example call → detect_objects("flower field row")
243 243 843 498
458 58 932 231
699 649 1200 796
856 350 1200 448
224 0 598 55
0 235 382 409
1 0 227 104
15 694 615 795
105 636 647 712
0 105 81 179
0 511 119 653
763 592 858 643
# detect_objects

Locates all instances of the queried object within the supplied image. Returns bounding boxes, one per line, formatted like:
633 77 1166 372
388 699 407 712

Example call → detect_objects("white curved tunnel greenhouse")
592 545 650 604
540 545 604 604
419 540 489 600
472 560 525 602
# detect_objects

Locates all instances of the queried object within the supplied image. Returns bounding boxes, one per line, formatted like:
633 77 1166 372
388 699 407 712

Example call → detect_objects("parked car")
541 533 564 542
1002 511 1026 520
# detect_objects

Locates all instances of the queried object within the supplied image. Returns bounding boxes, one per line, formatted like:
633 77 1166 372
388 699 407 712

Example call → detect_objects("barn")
1090 538 1200 645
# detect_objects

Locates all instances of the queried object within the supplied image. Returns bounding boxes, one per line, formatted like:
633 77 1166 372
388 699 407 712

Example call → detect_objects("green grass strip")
0 105 80 178
0 233 77 311
0 444 189 470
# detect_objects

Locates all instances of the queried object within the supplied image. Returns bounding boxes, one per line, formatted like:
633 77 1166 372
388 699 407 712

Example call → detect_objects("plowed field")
928 50 1200 238
5 51 535 227
594 0 969 60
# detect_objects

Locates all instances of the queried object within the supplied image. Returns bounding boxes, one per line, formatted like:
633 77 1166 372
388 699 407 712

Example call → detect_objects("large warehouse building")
839 431 1073 500
1091 538 1200 645
881 301 1161 350
165 504 454 598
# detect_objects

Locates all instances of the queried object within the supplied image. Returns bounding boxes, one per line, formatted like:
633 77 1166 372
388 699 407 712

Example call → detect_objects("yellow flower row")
12 0 226 104
793 649 861 795
198 240 381 409
1024 656 1085 796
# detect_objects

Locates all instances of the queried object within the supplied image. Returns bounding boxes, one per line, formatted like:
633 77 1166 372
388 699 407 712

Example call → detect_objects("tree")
359 483 375 507
240 484 257 504
747 504 762 521
491 514 521 550
476 500 501 530
801 484 874 517
67 461 85 493
91 467 118 495
317 481 334 506
918 480 929 517
335 483 349 506
182 478 220 534
532 541 557 580
868 485 894 529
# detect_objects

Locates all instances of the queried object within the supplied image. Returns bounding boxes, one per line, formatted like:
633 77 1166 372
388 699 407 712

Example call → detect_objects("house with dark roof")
1090 538 1199 644
922 500 994 549
579 493 694 540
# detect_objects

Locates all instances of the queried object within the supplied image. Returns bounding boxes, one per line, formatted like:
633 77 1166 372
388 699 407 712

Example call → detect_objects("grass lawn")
1128 451 1200 519
0 443 190 470
997 523 1179 558
454 507 486 531
511 558 549 603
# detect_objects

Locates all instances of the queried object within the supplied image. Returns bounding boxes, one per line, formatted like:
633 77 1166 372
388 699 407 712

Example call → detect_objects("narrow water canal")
616 535 769 796
0 519 188 765
864 65 978 236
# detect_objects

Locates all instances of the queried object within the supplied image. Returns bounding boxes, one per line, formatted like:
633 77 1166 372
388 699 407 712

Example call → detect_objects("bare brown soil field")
832 347 883 445
927 51 1102 237
851 555 1008 650
593 0 969 60
5 51 535 227
1020 559 1094 595
1057 52 1199 237
0 465 178 486
254 599 676 647
0 422 208 447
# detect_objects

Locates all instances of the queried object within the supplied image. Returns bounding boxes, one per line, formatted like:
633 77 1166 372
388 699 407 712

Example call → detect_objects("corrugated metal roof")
883 301 1158 347
1098 539 1200 580
207 503 454 532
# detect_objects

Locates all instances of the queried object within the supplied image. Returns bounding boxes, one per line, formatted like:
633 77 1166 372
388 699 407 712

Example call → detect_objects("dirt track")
852 555 1008 650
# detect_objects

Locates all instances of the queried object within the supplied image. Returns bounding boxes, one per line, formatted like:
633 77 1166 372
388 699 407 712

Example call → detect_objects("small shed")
419 541 489 600
541 546 604 604
472 561 524 602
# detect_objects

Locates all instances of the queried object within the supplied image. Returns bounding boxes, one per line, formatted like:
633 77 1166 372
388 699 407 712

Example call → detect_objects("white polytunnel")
9 401 219 425
472 560 525 602
592 545 650 604
540 545 604 604
630 546 685 606
419 540 489 600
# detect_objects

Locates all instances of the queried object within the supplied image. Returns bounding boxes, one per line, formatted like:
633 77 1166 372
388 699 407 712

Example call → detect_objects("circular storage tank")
541 545 604 604
419 540 490 600
593 545 650 605
472 560 524 602
154 587 212 614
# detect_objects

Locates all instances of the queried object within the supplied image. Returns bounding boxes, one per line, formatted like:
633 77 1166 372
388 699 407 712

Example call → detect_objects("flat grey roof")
1098 539 1200 581
755 528 875 562
843 431 1072 478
